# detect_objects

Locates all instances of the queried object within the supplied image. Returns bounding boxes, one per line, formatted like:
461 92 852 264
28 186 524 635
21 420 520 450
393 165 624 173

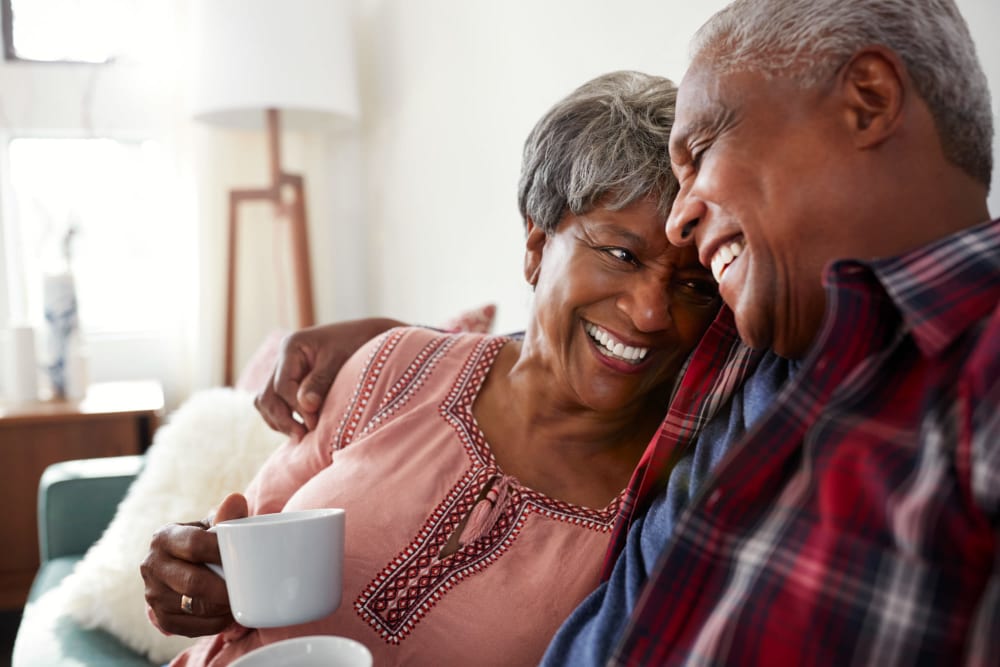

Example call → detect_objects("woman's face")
523 197 720 413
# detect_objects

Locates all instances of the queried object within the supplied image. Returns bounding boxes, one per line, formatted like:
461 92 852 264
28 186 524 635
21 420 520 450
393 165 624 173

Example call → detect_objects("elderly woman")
142 70 719 666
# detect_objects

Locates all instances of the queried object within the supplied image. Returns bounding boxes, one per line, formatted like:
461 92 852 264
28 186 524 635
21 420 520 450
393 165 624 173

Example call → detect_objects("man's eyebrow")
669 118 707 160
669 131 692 162
669 130 704 171
670 102 736 160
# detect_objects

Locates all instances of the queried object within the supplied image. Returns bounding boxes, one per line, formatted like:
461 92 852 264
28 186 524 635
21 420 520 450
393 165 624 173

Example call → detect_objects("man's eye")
675 278 719 305
689 139 712 169
601 247 638 265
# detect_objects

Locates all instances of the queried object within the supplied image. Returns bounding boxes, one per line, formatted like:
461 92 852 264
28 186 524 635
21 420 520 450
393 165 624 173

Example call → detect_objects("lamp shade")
191 0 360 130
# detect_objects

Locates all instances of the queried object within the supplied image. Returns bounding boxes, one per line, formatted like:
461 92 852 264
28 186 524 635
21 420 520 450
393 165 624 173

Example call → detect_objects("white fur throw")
57 387 285 664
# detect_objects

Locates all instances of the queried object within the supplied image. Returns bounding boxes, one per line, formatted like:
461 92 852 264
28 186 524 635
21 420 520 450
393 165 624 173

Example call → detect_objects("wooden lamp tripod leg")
282 174 316 328
223 190 241 387
223 109 315 387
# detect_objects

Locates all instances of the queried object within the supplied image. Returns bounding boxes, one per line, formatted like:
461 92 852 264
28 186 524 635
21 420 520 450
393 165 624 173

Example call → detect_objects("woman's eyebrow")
590 223 648 248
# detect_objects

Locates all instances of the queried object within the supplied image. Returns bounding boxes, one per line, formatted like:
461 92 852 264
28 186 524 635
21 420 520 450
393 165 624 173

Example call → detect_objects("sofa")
12 454 155 666
11 386 286 667
11 307 499 666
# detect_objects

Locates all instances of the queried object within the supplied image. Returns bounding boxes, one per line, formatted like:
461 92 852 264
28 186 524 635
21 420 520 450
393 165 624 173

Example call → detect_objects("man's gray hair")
518 71 678 234
692 0 993 187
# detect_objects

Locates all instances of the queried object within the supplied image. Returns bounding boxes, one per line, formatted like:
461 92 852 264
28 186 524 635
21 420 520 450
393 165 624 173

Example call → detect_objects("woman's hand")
141 493 249 637
255 318 403 441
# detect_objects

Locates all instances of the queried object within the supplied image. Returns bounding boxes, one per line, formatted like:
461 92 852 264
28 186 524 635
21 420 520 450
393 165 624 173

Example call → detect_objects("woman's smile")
583 321 651 368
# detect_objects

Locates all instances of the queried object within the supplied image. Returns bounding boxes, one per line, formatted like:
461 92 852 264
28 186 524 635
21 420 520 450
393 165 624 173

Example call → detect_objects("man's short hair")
692 0 993 188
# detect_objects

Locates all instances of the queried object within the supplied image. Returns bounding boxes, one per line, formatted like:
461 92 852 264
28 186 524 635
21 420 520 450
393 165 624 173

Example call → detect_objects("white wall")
349 0 1000 336
1 0 997 403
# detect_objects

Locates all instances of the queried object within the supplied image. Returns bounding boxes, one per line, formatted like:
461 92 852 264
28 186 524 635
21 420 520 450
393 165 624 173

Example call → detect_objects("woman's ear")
524 218 546 288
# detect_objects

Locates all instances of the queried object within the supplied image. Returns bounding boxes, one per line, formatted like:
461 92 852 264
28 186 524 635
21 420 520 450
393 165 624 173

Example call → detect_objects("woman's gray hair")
517 71 678 234
692 0 993 188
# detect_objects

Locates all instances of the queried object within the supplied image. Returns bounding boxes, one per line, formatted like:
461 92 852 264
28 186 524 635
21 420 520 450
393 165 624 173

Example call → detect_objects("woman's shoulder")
339 326 506 388
368 326 506 360
326 327 509 449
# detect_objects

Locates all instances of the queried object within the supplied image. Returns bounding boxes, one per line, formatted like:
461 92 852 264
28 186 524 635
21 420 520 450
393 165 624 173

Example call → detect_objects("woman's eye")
602 247 638 265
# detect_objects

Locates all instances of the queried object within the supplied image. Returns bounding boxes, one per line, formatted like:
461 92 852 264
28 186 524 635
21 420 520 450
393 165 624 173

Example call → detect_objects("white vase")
43 271 80 399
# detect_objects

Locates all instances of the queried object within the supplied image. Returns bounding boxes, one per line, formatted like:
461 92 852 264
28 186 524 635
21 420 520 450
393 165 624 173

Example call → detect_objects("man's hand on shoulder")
255 318 404 441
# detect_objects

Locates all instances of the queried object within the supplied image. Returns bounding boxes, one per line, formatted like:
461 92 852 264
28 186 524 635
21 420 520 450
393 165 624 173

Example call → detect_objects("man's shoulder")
964 297 1000 394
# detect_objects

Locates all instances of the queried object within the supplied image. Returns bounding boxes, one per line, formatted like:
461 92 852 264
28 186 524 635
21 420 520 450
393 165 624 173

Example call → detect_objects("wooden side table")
0 380 164 610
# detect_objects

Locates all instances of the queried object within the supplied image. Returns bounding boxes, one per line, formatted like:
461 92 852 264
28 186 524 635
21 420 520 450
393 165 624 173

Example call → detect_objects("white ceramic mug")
230 635 373 667
207 508 345 628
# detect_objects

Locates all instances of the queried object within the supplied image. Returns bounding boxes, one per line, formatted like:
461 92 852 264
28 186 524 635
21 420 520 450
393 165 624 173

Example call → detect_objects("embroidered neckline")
351 330 622 645
440 335 624 521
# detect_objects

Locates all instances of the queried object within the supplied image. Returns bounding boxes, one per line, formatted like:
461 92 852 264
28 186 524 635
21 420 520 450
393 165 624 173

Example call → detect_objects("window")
0 1 193 401
6 136 184 334
2 0 138 63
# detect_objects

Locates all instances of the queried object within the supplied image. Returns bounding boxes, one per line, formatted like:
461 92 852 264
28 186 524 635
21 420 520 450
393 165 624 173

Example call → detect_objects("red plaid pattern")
610 219 1000 666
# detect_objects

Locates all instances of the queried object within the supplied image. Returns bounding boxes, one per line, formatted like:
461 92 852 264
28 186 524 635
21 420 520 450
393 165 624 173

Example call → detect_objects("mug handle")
205 525 225 580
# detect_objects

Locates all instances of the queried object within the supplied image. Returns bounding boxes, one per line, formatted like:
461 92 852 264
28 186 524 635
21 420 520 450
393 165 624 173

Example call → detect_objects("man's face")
665 59 852 359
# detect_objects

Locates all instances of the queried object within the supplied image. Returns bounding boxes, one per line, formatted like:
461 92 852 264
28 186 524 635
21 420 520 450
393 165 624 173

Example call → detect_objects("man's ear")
838 46 906 149
523 217 546 287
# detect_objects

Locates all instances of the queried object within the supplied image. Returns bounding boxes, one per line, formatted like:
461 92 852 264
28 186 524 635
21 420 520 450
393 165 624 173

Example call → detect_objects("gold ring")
180 594 194 615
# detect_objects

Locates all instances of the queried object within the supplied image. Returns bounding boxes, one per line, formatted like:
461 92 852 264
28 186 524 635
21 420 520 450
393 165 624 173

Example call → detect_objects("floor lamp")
191 0 359 385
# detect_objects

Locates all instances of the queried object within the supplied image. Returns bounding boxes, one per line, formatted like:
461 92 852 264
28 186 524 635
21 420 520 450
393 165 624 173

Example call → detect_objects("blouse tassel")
458 473 516 546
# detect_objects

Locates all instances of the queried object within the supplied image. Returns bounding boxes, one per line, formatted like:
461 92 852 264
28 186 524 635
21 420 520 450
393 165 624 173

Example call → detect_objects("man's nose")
666 191 702 247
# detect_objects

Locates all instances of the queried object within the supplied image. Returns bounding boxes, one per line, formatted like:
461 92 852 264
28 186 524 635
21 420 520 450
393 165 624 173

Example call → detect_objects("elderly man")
257 0 998 664
550 0 997 664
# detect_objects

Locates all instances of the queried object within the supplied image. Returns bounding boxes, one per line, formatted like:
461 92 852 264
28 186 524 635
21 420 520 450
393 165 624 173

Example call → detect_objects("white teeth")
710 237 745 282
710 255 725 283
584 323 650 364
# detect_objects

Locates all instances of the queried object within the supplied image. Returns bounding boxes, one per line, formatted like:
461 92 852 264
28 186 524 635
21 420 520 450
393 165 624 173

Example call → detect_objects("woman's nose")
620 276 672 333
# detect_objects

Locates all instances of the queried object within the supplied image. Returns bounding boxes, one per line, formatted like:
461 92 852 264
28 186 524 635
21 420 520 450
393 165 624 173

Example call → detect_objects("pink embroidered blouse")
171 328 623 667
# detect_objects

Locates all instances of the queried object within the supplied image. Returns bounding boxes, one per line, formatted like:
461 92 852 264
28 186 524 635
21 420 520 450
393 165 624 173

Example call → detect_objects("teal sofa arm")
37 455 144 562
13 455 154 667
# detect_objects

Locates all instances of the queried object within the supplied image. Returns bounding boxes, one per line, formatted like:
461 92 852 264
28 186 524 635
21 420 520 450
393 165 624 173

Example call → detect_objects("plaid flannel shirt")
608 218 1000 666
600 305 764 579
